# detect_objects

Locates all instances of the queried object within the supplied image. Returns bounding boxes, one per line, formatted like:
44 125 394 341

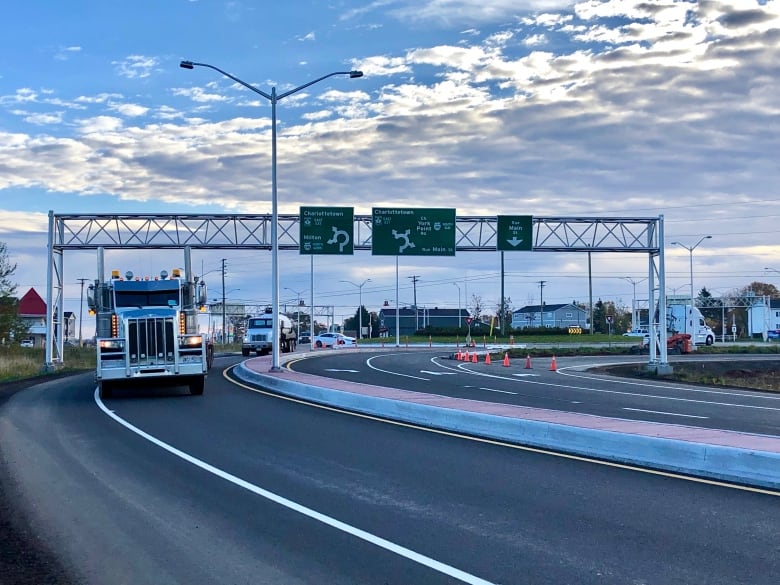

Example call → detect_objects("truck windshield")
115 290 179 308
248 318 273 328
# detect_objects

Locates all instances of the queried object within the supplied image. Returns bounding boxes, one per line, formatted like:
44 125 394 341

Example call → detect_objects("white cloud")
109 103 150 117
24 112 64 125
112 55 159 79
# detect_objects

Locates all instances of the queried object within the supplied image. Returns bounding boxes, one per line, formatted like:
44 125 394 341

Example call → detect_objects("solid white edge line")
623 407 709 419
93 389 496 585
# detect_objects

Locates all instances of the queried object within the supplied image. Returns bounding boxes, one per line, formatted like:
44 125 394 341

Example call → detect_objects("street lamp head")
349 70 364 78
179 60 194 69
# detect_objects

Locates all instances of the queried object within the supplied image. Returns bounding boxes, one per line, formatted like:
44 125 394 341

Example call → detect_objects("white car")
20 339 34 348
622 328 649 337
313 332 356 348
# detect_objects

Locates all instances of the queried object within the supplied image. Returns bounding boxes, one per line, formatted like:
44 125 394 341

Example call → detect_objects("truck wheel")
99 382 113 399
189 377 205 395
706 336 714 346
242 348 250 357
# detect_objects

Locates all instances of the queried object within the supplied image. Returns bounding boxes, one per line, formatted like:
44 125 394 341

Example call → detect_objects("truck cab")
242 307 297 356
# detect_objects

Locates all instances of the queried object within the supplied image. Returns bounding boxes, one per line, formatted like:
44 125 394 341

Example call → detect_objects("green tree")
0 242 27 343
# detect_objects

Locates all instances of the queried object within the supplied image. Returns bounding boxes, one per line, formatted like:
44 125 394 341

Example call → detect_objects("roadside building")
511 303 589 330
748 297 780 340
378 307 469 337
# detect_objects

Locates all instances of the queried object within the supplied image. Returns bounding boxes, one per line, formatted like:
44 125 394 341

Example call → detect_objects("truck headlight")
181 335 203 347
99 339 124 350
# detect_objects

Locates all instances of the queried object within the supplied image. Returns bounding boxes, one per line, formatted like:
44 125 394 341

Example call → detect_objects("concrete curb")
235 362 780 490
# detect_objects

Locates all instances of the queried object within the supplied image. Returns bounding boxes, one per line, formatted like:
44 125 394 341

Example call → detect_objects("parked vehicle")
298 334 311 344
622 327 649 337
20 339 34 348
313 332 355 348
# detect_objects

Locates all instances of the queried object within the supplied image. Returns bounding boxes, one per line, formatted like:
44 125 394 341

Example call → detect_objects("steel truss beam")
46 212 667 368
49 213 660 252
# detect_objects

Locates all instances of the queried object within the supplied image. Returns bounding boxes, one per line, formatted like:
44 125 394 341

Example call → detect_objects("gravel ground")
0 377 76 585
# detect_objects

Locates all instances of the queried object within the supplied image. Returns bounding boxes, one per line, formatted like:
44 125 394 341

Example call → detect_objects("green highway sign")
372 207 456 256
496 215 533 251
299 206 354 255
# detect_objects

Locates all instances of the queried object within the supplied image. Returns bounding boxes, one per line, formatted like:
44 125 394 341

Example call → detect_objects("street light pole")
181 60 363 370
284 287 305 340
671 235 712 348
452 282 461 327
77 278 89 346
621 276 647 330
340 279 370 338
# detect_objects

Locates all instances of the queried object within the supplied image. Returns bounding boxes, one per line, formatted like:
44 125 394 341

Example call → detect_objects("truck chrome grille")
128 317 175 365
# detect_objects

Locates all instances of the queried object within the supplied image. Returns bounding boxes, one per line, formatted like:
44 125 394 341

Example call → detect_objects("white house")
511 303 589 329
748 298 780 340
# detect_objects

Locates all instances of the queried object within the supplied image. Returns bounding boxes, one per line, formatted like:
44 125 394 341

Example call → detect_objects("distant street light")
621 276 647 330
765 267 780 275
285 287 306 339
452 282 461 327
181 60 363 370
340 279 371 338
671 235 712 348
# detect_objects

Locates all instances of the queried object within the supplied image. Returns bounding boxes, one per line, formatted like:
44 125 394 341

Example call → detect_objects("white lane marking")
366 354 430 381
420 370 457 376
94 389 496 585
623 408 709 420
325 368 359 373
430 357 780 413
512 373 540 378
478 387 518 395
557 362 780 401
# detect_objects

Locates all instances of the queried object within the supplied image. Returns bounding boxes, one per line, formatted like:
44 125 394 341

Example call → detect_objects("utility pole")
538 280 546 328
77 278 89 346
221 258 227 344
500 252 505 335
408 275 420 331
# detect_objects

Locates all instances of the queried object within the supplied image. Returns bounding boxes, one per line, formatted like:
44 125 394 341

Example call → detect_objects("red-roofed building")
16 288 76 347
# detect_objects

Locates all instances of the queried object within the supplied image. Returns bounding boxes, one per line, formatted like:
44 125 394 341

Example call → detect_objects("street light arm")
278 71 363 100
180 61 273 100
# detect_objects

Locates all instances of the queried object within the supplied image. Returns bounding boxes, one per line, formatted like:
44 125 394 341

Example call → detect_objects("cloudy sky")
1 0 779 330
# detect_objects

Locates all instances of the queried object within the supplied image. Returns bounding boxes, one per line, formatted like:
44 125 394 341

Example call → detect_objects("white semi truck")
88 253 214 398
242 307 297 356
667 304 715 346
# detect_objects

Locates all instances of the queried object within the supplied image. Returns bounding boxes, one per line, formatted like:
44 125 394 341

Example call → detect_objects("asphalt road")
287 350 780 436
1 354 779 584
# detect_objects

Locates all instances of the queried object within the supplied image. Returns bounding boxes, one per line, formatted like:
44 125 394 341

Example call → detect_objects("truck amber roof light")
111 270 120 279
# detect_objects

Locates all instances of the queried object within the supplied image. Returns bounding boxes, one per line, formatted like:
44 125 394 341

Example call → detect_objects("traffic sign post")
299 206 354 255
371 207 456 256
496 215 533 251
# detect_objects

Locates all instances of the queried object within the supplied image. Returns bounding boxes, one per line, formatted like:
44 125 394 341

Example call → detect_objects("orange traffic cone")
485 353 492 365
549 355 557 371
464 349 470 362
456 349 462 361
471 352 477 363
525 355 532 369
502 352 510 367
